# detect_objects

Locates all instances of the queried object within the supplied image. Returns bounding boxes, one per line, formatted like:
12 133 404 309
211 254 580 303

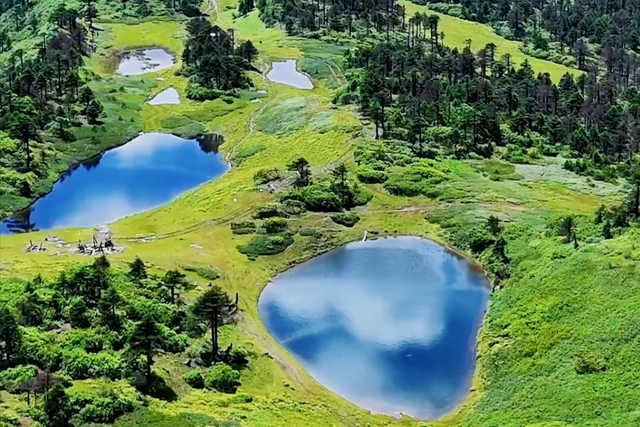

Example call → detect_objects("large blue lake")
0 133 227 234
259 236 490 419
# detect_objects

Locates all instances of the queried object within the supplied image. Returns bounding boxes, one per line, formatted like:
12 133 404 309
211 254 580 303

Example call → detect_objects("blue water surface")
1 133 227 233
259 236 490 419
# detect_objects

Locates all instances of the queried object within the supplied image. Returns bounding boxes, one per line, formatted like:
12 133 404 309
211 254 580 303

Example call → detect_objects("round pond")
259 236 490 419
1 133 227 233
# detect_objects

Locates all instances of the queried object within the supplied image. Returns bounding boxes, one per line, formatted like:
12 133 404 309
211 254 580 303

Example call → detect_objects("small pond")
117 48 175 75
0 133 227 234
266 60 314 89
259 236 490 419
148 88 181 105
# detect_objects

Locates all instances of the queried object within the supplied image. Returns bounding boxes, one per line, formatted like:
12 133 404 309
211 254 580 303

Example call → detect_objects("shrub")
186 83 223 101
253 203 282 219
225 347 249 370
59 328 115 353
356 165 388 183
61 349 124 380
452 225 495 254
280 184 342 212
204 363 241 393
182 265 221 280
162 329 190 353
262 217 288 233
253 168 281 184
383 161 449 197
0 365 37 391
298 227 320 237
183 370 205 388
237 233 295 257
282 199 306 215
331 212 360 227
574 352 606 375
230 220 256 235
67 380 142 425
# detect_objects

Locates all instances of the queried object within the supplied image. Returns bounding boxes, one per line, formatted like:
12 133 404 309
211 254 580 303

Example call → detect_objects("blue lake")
259 236 490 419
0 133 227 234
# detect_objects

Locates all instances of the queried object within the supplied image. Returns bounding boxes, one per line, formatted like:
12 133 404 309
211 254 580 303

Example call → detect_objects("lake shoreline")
0 130 229 227
258 235 490 420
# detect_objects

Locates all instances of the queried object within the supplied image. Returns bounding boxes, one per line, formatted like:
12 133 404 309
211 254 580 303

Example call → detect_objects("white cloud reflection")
260 237 488 419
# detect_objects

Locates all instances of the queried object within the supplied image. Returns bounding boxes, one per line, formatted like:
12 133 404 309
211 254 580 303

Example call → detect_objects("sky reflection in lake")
0 133 227 233
259 237 490 419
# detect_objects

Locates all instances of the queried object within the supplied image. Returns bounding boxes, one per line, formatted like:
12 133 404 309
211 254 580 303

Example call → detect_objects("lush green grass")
1 2 638 427
400 1 579 82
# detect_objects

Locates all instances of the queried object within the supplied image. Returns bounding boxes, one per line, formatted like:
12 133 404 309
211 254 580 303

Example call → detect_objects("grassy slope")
1 2 638 427
400 1 578 82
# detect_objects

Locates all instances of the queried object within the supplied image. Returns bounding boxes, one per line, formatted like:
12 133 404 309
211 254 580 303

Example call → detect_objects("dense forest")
413 0 640 70
254 0 640 201
0 256 248 426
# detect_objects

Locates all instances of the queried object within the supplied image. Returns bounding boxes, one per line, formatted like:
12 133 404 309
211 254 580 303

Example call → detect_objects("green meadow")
0 2 638 427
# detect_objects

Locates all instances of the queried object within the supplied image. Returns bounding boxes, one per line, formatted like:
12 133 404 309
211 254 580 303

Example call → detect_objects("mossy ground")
1 2 638 427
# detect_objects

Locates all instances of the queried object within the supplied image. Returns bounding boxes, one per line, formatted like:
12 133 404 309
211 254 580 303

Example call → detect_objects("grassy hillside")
0 2 638 427
400 1 579 82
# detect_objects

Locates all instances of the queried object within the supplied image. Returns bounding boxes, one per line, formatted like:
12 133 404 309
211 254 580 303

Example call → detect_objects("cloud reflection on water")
260 237 489 419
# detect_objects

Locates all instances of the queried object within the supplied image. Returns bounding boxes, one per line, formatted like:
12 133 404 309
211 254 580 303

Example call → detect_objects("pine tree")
129 257 148 282
287 157 311 187
98 286 122 330
127 314 166 379
192 285 232 355
163 270 194 305
0 306 21 367
486 215 501 235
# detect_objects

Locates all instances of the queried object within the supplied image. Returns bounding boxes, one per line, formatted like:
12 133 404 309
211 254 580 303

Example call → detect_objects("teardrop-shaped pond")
149 88 180 105
1 133 227 233
259 236 490 419
266 60 314 89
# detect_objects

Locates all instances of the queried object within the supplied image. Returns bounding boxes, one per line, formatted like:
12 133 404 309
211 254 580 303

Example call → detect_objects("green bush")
0 365 37 391
186 83 224 101
183 370 205 388
230 220 256 235
253 168 281 184
331 212 360 227
237 233 295 257
262 217 288 233
204 363 241 393
298 227 321 237
182 265 221 280
59 328 116 353
253 203 282 219
282 199 306 215
61 349 124 380
383 161 449 197
280 184 343 212
67 380 142 425
452 225 495 254
574 352 607 375
356 165 388 183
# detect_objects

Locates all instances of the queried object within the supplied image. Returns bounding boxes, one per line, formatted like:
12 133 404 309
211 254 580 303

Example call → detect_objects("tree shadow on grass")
132 373 178 402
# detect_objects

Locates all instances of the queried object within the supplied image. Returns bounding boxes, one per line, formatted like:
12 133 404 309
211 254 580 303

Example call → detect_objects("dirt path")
224 99 272 164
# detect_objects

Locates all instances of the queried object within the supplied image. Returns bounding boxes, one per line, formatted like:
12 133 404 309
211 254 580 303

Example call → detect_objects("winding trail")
224 98 273 164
